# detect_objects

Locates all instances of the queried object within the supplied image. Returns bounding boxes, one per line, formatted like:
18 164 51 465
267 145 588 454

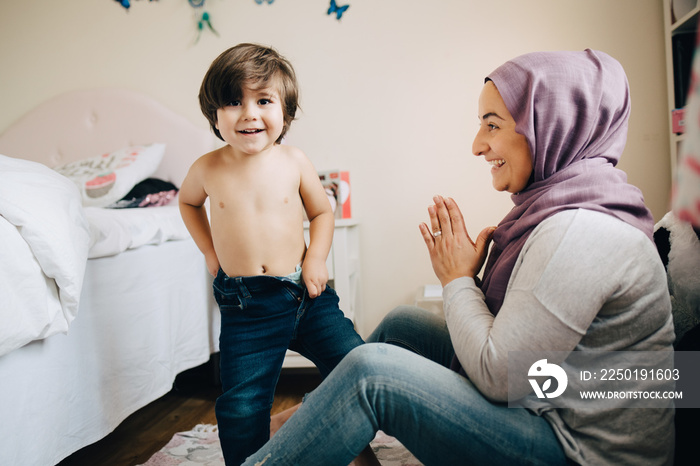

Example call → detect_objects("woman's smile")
472 81 533 194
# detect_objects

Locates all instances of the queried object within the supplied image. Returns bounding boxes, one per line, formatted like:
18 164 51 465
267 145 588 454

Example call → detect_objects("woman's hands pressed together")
419 196 496 287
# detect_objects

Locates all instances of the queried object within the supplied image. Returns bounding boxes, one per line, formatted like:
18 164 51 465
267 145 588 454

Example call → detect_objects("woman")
243 50 675 466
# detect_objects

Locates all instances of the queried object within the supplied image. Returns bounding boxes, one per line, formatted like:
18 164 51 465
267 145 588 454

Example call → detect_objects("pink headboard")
0 88 219 187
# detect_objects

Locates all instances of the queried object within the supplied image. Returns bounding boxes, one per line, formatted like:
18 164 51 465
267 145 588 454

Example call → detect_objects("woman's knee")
339 343 423 386
339 343 398 376
367 305 433 343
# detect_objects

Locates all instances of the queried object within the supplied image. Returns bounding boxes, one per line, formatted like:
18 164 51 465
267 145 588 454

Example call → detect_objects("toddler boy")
179 43 363 465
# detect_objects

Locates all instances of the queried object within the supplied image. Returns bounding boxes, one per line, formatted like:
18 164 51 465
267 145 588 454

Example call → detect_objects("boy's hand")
301 257 328 298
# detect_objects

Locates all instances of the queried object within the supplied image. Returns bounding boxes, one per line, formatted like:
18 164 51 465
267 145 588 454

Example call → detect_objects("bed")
0 88 221 465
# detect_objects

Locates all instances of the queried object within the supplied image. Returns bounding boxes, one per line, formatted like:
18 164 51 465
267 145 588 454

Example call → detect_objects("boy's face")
215 81 285 155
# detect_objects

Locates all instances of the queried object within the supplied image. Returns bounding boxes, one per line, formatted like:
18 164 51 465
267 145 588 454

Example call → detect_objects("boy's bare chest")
209 164 302 214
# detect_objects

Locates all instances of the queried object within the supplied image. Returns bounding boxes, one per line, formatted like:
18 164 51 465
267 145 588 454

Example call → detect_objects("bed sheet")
1 153 194 356
0 238 220 466
0 216 64 352
0 154 90 357
86 202 190 259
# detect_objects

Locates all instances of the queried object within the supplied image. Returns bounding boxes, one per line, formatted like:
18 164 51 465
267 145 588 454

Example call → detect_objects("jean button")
297 297 302 302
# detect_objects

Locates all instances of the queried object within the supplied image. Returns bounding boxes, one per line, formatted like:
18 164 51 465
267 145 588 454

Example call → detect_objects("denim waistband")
215 264 303 293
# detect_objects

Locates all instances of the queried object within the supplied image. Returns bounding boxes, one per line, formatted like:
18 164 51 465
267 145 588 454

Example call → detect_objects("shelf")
673 133 688 143
666 0 696 186
671 2 700 32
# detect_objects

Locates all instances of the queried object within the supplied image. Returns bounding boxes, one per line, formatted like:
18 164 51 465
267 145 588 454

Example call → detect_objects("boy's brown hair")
199 43 299 143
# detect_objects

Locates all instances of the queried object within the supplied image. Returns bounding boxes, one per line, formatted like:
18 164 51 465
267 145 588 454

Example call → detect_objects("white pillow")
54 143 166 207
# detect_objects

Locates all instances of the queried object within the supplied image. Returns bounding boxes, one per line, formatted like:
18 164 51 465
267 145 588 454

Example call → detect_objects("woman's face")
472 81 533 194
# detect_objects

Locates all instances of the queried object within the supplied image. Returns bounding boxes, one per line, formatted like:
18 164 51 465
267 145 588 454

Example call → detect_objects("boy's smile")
216 84 285 156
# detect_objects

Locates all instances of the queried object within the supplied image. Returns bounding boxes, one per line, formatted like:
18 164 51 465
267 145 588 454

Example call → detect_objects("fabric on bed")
0 88 221 466
86 204 191 259
0 217 63 350
0 154 90 357
0 239 219 466
108 178 178 209
54 143 165 207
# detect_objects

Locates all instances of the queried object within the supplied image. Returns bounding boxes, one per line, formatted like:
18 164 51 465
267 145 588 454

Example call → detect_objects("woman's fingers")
420 222 435 249
428 204 441 237
431 195 455 239
425 195 471 246
445 197 467 236
421 196 496 282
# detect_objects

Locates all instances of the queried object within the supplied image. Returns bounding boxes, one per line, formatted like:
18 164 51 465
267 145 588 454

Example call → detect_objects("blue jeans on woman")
241 305 568 466
213 269 364 466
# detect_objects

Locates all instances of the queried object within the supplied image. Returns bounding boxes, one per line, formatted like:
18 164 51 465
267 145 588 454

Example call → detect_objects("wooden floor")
57 358 321 466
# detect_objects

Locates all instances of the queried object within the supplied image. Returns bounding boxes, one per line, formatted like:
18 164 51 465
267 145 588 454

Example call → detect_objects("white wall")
0 0 670 336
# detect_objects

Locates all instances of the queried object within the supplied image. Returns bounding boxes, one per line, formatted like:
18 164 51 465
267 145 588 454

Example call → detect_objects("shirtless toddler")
179 43 363 466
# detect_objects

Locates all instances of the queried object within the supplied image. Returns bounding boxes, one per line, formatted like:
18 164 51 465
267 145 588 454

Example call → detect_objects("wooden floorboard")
57 358 321 466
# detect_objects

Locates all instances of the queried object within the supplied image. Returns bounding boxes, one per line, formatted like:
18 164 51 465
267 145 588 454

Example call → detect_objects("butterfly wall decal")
327 0 349 20
254 0 275 4
195 11 219 43
115 0 157 10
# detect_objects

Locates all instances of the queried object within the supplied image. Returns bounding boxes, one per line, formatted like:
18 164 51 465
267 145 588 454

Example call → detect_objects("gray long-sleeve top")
443 209 675 465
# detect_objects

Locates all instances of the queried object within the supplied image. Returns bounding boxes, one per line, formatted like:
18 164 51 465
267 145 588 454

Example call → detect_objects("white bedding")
0 154 90 357
0 154 191 357
86 202 189 259
0 239 219 466
0 88 220 466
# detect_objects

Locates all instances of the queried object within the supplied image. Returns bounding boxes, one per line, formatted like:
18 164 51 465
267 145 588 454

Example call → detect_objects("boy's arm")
297 152 334 298
179 160 220 276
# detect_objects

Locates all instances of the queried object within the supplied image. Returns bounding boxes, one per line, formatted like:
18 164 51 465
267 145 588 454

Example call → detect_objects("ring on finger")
433 230 442 238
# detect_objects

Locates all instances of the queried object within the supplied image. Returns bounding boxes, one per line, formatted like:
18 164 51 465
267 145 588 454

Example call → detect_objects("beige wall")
0 0 670 336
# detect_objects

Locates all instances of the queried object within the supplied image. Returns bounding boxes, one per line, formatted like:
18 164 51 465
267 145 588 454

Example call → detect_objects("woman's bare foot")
270 403 301 438
348 445 381 466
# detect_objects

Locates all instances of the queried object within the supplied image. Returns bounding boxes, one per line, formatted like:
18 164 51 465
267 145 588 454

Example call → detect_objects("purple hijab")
479 49 654 315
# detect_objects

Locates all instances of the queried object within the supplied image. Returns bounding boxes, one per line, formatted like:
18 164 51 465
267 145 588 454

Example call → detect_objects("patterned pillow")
54 144 165 207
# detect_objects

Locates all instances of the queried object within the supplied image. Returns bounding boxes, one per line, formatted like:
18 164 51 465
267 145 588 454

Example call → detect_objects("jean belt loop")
234 276 252 299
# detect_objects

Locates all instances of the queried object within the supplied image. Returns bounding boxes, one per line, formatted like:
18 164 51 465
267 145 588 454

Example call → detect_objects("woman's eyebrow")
481 112 504 121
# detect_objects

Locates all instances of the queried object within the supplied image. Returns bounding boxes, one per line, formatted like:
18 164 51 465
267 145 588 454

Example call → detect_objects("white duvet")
0 155 194 357
85 202 190 259
0 155 90 357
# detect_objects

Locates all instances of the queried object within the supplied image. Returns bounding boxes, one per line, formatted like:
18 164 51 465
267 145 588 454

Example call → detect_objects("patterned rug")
139 424 423 466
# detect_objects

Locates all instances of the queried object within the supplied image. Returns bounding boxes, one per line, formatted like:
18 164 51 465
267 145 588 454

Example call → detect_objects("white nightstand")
414 284 444 318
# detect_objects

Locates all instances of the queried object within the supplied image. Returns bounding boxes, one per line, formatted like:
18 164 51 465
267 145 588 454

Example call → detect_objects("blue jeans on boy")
213 269 364 466
241 306 568 466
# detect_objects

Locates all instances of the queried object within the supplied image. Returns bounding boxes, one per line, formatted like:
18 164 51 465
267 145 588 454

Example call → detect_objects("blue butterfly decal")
254 0 275 4
195 11 219 43
327 0 349 20
115 0 131 10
